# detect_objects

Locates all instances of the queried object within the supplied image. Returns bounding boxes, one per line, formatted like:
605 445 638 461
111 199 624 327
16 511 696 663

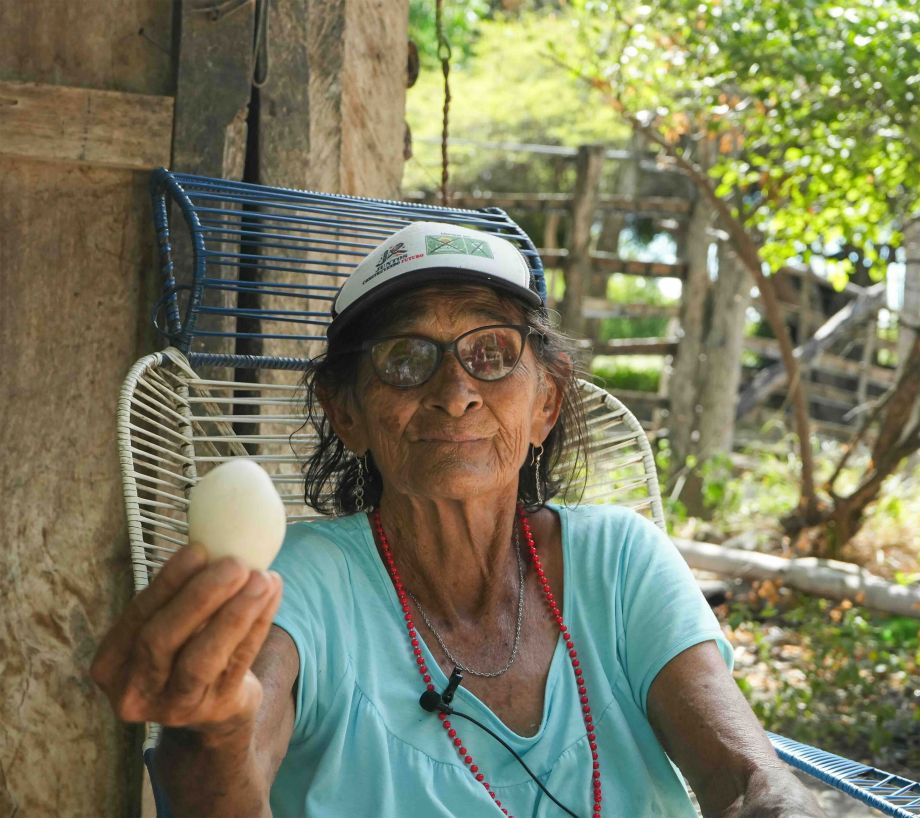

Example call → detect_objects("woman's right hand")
91 545 283 742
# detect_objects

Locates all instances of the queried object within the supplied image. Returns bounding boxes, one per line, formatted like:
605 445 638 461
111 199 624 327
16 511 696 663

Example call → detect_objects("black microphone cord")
419 668 582 818
445 706 581 818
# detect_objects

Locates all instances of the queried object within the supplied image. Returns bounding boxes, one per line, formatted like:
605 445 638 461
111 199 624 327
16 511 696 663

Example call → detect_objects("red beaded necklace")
372 504 603 818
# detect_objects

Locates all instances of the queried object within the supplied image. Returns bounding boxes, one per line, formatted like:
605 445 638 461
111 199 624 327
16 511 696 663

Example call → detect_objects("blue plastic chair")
130 168 919 817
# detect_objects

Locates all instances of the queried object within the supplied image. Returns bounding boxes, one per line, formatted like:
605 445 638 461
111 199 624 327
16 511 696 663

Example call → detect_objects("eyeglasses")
357 324 539 388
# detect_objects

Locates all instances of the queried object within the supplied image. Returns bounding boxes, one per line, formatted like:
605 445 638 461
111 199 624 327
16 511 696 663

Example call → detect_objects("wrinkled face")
322 287 562 504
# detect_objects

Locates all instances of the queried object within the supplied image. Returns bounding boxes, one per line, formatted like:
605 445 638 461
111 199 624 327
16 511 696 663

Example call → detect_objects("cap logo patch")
466 238 493 258
366 241 423 283
375 241 406 273
425 233 494 259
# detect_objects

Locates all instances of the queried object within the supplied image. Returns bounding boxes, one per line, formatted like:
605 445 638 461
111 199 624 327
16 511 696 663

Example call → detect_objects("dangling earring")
531 444 544 506
354 452 369 512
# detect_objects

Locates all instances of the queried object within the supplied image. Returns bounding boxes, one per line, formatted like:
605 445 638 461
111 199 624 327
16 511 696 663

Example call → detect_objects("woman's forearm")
155 725 273 818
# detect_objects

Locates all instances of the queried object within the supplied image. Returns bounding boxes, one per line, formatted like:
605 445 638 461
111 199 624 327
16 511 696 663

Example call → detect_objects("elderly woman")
92 222 825 818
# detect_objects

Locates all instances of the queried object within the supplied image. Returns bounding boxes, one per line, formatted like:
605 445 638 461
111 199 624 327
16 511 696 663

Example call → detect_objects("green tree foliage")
404 8 628 191
564 0 920 282
409 0 491 69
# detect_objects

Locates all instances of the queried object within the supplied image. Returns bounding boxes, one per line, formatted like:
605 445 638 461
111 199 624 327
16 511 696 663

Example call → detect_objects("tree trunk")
668 195 751 515
694 243 751 461
898 219 920 370
667 191 712 507
896 218 920 445
561 145 605 338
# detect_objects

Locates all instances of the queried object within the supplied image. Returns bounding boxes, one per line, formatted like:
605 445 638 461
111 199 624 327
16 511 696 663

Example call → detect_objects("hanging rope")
435 0 452 205
252 0 271 88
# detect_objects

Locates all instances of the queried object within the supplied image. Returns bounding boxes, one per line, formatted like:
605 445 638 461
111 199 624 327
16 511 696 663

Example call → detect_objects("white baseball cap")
327 221 543 341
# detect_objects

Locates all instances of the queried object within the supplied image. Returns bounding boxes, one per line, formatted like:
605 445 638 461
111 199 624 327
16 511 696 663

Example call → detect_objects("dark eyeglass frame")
351 323 542 388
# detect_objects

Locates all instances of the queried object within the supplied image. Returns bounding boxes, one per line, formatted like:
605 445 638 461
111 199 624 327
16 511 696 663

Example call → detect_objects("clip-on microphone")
419 667 464 713
417 666 581 817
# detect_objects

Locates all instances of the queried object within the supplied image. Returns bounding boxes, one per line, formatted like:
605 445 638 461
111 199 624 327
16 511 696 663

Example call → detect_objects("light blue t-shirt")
269 504 732 817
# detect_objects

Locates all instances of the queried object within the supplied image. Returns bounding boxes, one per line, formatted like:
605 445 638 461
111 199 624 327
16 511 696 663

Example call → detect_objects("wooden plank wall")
1 2 411 815
0 2 174 815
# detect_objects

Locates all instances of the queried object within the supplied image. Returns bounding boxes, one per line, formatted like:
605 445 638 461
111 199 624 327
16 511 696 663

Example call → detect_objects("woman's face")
323 287 562 504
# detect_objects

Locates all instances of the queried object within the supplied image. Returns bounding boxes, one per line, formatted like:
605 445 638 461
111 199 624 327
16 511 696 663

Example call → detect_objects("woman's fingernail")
242 571 269 597
185 543 208 567
213 557 244 582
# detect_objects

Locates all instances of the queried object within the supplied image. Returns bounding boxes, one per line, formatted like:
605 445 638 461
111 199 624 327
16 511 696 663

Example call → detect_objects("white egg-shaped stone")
187 459 287 571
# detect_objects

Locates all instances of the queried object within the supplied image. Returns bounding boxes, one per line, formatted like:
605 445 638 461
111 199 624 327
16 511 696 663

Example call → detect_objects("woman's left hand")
723 768 826 818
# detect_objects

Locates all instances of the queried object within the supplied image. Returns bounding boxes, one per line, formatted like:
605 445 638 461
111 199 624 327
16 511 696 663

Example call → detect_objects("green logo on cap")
425 233 494 258
465 238 493 258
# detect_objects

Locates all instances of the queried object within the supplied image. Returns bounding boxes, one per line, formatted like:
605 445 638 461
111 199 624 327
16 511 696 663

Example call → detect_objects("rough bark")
667 189 712 498
670 239 751 516
696 246 752 452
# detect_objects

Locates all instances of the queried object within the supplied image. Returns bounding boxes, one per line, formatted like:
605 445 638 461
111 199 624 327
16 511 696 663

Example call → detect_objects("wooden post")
253 0 407 371
169 0 256 371
306 0 407 197
542 210 562 308
255 0 310 189
172 1 254 178
596 131 641 254
561 144 605 338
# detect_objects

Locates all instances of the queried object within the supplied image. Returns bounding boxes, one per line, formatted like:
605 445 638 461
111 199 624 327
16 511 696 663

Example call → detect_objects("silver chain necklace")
406 525 525 678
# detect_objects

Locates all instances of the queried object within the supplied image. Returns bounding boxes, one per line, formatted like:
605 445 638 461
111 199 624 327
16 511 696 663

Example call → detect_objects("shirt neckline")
356 505 572 746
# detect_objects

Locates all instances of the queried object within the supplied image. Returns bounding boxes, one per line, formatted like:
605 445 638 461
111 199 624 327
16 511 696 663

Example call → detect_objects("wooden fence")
405 142 904 440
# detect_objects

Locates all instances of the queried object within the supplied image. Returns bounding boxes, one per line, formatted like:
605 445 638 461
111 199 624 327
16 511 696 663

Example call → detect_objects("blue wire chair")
132 167 918 817
151 169 545 371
